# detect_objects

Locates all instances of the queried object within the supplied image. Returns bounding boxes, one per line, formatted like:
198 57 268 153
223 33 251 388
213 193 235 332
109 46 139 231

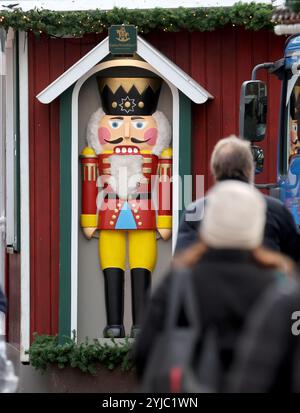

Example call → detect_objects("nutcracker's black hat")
97 60 162 116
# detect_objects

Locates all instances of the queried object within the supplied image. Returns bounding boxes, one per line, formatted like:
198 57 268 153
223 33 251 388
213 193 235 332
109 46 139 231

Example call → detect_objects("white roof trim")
37 35 213 105
274 24 300 36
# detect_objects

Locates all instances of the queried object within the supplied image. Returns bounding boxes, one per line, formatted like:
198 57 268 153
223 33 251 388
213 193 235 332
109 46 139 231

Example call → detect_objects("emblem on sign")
116 26 130 42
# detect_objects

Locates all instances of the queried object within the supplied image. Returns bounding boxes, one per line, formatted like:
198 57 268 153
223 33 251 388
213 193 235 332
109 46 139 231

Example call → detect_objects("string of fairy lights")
0 3 275 37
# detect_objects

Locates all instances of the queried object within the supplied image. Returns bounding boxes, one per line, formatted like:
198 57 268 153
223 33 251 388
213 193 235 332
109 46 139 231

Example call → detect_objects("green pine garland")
27 333 134 375
0 2 275 37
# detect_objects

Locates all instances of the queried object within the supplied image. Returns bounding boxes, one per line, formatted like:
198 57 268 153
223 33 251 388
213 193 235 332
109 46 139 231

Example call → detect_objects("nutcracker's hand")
157 228 172 241
82 227 97 240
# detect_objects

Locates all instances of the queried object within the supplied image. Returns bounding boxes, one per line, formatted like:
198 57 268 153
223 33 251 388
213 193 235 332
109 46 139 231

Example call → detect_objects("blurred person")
0 287 6 332
134 181 295 389
0 287 18 393
0 287 5 312
175 136 300 262
226 279 300 393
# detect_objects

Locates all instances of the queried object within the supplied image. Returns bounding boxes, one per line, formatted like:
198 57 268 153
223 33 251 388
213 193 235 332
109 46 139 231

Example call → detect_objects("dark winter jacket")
226 279 300 393
135 249 279 381
0 287 6 314
175 195 300 262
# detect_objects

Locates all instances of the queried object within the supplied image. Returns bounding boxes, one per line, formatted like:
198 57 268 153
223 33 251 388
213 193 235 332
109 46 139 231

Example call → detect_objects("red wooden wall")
25 28 285 338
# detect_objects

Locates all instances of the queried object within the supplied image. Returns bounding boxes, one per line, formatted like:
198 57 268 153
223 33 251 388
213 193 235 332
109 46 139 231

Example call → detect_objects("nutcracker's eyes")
109 119 123 129
132 120 148 130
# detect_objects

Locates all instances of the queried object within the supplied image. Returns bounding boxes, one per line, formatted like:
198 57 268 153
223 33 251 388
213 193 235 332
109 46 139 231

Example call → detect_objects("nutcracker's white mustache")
107 155 145 199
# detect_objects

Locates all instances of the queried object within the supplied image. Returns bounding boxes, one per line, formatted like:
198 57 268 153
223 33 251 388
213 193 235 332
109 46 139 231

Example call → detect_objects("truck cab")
240 34 300 225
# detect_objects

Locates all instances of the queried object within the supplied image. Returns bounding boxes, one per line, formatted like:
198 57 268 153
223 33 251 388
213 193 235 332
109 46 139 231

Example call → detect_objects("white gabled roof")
37 35 213 105
0 1 282 12
274 24 300 36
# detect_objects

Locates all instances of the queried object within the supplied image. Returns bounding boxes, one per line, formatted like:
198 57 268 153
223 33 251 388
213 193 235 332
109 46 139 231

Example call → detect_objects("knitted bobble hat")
200 180 266 249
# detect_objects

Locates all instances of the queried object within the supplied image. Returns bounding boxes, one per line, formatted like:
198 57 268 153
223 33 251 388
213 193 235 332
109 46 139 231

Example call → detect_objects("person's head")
200 180 266 250
210 135 254 184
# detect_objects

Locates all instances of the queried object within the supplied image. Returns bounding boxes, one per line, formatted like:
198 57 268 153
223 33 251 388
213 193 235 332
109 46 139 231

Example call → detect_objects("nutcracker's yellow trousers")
99 230 157 272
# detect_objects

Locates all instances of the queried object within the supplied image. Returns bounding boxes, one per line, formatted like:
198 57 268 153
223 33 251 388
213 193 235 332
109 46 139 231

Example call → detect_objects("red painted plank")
189 31 206 85
221 27 237 138
236 27 254 138
64 38 82 70
49 38 65 335
236 27 254 86
49 38 65 80
80 34 98 57
190 31 208 196
174 31 190 74
32 35 51 335
144 31 159 48
205 30 222 190
156 31 176 62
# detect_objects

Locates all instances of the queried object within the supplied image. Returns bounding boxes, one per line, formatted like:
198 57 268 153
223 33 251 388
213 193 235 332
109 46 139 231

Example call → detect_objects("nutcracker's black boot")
130 268 151 338
103 268 125 338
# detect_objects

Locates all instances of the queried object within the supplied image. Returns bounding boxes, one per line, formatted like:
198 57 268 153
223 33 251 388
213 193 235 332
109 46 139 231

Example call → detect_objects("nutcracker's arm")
80 147 98 229
157 147 172 233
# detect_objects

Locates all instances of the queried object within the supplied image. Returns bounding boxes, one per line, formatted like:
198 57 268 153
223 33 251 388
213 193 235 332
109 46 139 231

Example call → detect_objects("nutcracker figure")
290 119 300 159
80 62 172 338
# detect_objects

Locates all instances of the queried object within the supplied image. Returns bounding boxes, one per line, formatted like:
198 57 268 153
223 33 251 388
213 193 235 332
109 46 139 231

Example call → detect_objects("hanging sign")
109 25 137 55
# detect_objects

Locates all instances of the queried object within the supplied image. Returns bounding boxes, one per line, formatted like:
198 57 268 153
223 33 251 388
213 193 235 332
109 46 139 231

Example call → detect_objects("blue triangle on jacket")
115 202 137 229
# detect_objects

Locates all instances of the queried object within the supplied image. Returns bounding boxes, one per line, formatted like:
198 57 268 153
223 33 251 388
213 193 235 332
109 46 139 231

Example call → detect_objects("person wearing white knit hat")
200 180 266 250
135 179 296 389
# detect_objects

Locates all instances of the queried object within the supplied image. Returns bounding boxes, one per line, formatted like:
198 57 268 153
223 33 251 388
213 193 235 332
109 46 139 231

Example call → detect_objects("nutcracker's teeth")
114 146 140 155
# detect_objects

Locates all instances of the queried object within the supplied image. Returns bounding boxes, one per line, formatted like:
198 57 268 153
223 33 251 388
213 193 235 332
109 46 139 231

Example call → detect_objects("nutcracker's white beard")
107 155 145 199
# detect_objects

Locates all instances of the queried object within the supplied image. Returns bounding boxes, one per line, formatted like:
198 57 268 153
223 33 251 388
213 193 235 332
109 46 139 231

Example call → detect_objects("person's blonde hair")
210 135 254 183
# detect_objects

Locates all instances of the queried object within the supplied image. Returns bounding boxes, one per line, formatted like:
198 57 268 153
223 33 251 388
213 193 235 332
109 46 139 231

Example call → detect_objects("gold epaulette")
160 147 173 160
157 215 172 229
80 214 98 228
80 146 97 158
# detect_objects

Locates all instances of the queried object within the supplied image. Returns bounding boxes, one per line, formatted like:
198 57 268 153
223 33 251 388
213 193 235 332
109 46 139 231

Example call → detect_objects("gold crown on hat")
98 77 161 95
